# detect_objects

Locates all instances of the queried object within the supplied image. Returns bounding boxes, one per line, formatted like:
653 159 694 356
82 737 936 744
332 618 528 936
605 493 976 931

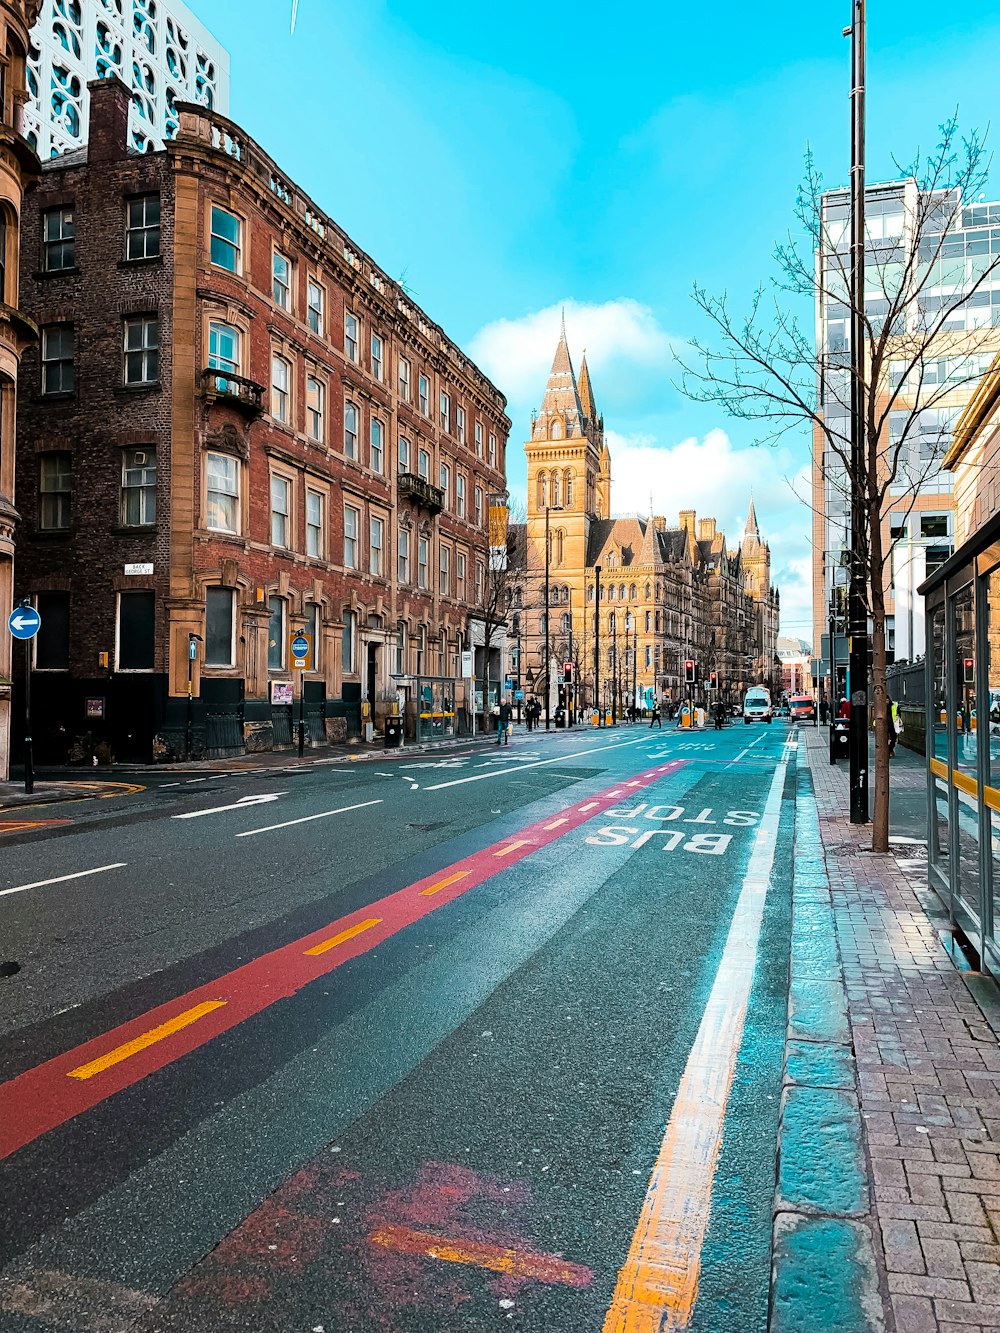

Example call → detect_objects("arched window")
551 471 560 507
564 470 573 506
645 611 651 632
551 418 562 440
619 584 626 601
607 552 617 569
629 584 637 600
540 612 548 637
609 585 616 601
588 585 595 603
562 613 571 633
538 472 547 508
645 583 652 599
555 529 564 564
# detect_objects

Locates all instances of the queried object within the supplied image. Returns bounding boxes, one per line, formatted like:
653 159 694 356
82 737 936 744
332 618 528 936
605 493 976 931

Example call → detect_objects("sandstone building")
14 80 509 761
511 327 779 715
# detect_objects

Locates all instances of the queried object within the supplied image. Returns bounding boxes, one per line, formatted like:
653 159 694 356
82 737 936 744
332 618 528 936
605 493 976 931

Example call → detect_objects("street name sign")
8 606 41 640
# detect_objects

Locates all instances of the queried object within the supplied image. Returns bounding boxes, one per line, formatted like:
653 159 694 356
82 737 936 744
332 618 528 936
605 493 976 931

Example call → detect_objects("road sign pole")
23 634 33 795
298 672 305 759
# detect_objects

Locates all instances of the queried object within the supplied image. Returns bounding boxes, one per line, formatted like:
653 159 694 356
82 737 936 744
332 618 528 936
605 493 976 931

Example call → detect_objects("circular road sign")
290 634 310 659
8 605 41 641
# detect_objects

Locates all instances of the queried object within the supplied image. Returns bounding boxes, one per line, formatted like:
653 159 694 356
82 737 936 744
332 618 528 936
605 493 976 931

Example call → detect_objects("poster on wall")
270 681 294 706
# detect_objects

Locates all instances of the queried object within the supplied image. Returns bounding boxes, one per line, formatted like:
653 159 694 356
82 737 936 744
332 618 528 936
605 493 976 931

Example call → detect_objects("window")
457 550 467 600
34 592 69 670
456 472 466 518
418 373 429 415
126 194 160 260
476 561 485 602
307 279 324 335
271 354 290 422
205 587 235 666
398 528 411 583
440 391 451 432
399 356 411 402
417 447 430 480
392 626 406 675
308 603 322 671
345 311 359 362
474 486 484 526
117 591 155 671
475 421 483 458
370 418 384 473
645 611 651 632
920 513 949 539
270 474 290 547
41 324 74 394
208 320 240 376
210 205 241 272
206 451 239 533
121 446 156 526
440 461 450 503
42 206 74 270
398 434 410 471
440 544 451 595
306 488 324 558
306 375 324 441
38 452 71 530
370 514 385 576
123 314 159 384
418 536 429 589
344 503 360 568
267 597 285 670
344 401 358 459
489 433 497 467
456 405 466 444
371 332 384 381
342 611 356 673
273 251 291 309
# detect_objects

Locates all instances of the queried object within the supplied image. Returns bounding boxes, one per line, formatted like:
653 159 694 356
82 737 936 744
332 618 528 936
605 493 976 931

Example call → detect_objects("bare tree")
468 499 525 732
678 117 1000 851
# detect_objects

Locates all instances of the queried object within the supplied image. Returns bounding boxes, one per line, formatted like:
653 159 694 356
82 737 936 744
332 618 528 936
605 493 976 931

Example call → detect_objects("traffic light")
563 660 573 682
685 659 695 684
964 657 975 685
710 670 718 689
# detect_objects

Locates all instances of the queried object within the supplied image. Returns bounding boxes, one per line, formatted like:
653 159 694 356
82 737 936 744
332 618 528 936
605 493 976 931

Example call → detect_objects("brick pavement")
803 727 1000 1331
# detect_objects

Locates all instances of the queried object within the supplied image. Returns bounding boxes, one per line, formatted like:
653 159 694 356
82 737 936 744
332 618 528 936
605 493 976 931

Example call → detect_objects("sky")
196 0 1000 646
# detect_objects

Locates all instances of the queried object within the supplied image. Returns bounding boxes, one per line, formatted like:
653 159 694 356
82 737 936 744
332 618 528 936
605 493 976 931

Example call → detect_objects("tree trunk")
869 501 891 853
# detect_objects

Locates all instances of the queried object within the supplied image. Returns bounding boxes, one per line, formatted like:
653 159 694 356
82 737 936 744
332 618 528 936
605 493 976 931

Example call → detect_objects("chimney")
679 510 696 535
698 518 717 541
652 515 667 532
87 76 131 164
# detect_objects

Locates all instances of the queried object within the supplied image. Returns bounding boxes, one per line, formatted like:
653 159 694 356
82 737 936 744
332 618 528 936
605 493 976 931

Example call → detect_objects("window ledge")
32 528 74 539
110 524 157 537
32 266 80 280
34 392 75 405
117 256 164 270
114 382 162 396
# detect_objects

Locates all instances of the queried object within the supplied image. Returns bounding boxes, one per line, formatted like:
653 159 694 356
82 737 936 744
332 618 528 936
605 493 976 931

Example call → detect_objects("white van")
743 686 773 725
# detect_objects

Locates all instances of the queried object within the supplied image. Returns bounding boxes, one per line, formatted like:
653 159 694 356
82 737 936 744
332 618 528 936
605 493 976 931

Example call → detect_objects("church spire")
745 497 759 540
578 351 597 423
536 319 585 437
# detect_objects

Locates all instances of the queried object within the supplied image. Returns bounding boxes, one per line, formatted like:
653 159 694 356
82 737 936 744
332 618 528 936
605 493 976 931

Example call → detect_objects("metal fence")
887 658 926 708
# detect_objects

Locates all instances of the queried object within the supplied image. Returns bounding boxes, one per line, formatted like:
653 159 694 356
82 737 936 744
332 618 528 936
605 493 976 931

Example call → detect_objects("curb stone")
769 758 885 1333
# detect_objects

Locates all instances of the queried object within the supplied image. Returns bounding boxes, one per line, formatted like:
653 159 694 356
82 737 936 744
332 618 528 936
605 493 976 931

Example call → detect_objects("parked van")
743 686 773 724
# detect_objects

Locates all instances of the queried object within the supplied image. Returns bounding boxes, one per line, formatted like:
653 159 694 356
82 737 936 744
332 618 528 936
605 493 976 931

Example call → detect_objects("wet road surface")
0 723 798 1331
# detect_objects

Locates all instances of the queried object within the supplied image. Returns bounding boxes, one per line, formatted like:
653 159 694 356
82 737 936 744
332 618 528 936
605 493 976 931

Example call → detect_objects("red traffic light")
710 671 718 687
685 659 696 684
563 661 573 680
964 657 975 684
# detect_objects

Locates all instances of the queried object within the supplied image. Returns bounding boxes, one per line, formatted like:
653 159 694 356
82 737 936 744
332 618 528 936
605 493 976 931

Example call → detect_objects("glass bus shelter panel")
931 604 949 765
952 585 981 932
928 604 950 898
988 568 1000 946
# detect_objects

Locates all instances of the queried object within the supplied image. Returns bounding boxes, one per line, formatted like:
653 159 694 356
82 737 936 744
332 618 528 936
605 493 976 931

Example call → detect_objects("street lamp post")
543 504 563 730
625 612 634 720
594 565 602 726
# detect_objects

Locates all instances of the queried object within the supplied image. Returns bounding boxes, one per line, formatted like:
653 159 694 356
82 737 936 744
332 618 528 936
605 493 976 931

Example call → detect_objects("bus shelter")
921 508 1000 977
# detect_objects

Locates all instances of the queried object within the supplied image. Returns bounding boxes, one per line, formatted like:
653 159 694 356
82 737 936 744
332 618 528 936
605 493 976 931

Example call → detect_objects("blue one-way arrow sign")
8 606 41 640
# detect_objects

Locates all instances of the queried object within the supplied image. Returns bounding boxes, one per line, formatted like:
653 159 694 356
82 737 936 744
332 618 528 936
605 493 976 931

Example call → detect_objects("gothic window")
619 585 626 601
551 418 562 440
537 472 547 509
629 584 637 600
551 471 560 507
564 471 573 506
645 583 652 599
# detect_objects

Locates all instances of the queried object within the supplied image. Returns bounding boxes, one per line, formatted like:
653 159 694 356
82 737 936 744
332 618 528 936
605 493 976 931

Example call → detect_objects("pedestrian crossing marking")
305 918 382 955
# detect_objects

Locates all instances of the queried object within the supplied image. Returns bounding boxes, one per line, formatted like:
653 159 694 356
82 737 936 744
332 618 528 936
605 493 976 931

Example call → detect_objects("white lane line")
0 864 127 900
731 732 768 765
185 778 208 784
423 736 650 791
236 798 383 838
172 793 288 821
160 782 180 788
604 739 792 1332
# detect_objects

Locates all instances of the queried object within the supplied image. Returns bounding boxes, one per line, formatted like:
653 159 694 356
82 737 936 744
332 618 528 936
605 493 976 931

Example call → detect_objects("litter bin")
384 716 403 749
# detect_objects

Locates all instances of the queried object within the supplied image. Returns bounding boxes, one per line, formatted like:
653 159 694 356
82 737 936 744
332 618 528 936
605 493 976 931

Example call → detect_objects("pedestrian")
649 700 662 729
888 694 901 758
497 696 513 745
838 696 851 719
819 697 829 725
714 700 726 730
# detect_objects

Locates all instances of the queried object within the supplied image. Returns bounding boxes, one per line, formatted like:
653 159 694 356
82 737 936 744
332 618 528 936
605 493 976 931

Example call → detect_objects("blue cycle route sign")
8 605 41 640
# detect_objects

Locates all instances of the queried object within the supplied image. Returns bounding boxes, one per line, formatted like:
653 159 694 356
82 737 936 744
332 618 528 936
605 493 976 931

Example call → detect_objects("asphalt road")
0 721 798 1332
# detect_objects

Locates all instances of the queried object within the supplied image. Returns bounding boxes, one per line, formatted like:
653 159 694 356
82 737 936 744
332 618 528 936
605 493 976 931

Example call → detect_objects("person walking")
838 696 851 719
649 700 662 729
888 694 901 758
819 696 829 725
497 697 513 745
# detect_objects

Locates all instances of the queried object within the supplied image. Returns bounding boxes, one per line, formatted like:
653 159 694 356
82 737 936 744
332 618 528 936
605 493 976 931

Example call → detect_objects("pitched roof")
578 354 597 423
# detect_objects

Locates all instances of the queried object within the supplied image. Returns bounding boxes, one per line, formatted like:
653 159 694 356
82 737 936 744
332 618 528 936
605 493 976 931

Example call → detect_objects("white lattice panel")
24 0 230 158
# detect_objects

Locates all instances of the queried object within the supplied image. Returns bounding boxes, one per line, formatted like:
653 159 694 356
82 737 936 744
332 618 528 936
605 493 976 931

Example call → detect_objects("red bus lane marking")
0 759 687 1161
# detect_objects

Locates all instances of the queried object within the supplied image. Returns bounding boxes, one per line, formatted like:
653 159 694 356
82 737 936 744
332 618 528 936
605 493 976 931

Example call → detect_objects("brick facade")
14 79 509 761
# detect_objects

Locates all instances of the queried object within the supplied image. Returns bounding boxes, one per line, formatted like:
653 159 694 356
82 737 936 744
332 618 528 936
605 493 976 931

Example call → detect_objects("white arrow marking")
9 613 38 631
172 793 288 820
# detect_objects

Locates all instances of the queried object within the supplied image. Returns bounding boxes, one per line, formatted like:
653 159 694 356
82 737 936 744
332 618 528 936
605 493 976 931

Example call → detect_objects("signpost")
289 632 312 756
8 603 41 794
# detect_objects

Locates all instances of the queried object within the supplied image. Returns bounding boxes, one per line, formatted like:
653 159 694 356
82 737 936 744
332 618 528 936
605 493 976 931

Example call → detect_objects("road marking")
423 735 650 790
369 1222 593 1288
606 790 623 797
0 759 688 1160
236 798 383 837
420 870 470 897
543 817 569 830
494 839 530 858
305 918 382 956
172 793 288 820
0 819 72 836
579 801 599 812
67 1001 226 1080
0 864 127 900
603 741 790 1333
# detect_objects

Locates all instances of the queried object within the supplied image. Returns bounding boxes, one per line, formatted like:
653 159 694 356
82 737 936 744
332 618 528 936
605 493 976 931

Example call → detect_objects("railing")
200 368 266 416
398 472 445 513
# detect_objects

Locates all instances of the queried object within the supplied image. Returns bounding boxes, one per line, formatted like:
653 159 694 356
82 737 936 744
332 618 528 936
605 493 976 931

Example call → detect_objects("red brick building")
15 79 509 760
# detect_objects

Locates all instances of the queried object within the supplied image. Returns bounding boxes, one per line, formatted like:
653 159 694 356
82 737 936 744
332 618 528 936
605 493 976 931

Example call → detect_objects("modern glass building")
812 182 1000 684
24 0 229 158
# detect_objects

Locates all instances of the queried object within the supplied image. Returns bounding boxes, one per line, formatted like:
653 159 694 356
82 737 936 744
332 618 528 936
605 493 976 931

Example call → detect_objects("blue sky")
197 0 1000 643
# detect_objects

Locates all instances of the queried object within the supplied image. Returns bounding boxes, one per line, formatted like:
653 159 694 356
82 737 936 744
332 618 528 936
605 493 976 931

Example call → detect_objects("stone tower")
742 500 779 685
0 0 42 780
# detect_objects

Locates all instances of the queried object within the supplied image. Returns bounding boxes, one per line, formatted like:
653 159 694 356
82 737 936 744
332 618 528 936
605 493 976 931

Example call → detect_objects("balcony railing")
398 471 445 513
200 368 266 418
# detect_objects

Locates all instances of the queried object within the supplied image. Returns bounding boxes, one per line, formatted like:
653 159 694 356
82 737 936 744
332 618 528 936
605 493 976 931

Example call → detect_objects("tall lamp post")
543 504 563 730
594 565 602 726
625 611 634 720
